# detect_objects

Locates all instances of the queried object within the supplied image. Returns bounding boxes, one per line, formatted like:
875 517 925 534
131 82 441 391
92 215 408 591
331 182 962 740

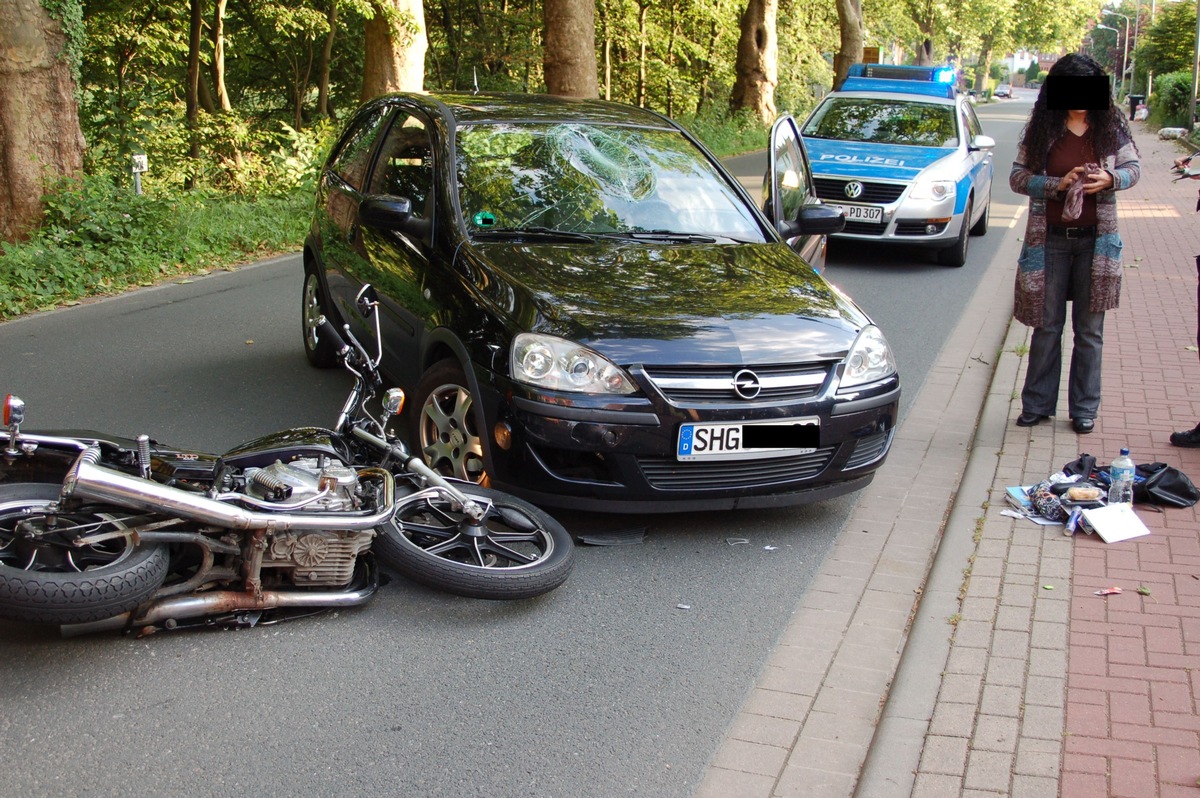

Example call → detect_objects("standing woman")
1011 53 1140 434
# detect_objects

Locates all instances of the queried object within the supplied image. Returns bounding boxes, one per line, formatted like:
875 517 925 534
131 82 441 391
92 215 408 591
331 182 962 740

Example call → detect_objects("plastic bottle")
1108 448 1135 506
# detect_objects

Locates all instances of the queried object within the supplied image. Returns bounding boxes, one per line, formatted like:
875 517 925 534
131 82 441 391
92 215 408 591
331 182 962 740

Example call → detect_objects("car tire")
970 196 990 236
302 264 339 369
412 359 489 484
937 198 971 268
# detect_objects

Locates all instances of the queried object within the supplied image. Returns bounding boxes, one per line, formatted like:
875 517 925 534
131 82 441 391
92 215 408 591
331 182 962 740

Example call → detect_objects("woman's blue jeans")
1021 232 1105 420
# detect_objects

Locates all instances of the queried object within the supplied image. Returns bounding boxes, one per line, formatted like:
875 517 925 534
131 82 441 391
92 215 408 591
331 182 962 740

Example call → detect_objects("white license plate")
677 419 819 461
832 204 883 223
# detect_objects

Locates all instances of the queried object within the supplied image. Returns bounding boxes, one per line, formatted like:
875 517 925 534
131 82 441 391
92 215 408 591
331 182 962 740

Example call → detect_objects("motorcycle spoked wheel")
375 486 574 600
0 484 169 625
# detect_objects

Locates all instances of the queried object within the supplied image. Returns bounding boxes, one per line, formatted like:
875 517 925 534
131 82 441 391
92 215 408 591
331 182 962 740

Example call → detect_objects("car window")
802 98 959 148
368 113 434 219
454 123 766 242
328 105 392 191
767 117 810 224
964 103 984 139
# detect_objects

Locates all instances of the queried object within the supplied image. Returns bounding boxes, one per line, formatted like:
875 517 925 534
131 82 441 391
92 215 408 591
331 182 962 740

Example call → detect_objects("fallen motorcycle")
0 285 574 635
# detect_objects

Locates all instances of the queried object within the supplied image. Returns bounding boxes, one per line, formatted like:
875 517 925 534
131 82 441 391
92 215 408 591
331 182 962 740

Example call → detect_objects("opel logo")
733 369 762 399
844 181 865 200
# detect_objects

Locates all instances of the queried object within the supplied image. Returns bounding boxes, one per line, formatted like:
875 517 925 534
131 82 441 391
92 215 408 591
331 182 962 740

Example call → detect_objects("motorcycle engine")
247 459 374 587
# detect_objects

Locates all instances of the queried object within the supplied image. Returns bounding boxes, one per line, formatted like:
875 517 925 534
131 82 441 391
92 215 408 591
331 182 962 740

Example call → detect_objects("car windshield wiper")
607 231 719 244
471 226 598 243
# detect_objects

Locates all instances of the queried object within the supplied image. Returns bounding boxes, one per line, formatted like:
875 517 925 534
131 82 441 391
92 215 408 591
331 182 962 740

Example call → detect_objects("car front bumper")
477 369 901 513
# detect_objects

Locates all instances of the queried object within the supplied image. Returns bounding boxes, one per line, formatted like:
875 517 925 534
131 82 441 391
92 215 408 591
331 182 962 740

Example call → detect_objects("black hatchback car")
302 92 900 513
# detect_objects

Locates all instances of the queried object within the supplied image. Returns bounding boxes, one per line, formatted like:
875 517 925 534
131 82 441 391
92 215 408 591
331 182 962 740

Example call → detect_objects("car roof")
376 91 682 129
819 90 958 107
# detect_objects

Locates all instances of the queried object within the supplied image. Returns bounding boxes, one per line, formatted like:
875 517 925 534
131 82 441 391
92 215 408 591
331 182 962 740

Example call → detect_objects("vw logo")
844 181 865 200
733 369 762 400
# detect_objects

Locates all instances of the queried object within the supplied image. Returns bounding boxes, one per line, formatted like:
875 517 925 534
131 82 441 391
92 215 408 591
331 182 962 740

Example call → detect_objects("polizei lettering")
819 154 906 167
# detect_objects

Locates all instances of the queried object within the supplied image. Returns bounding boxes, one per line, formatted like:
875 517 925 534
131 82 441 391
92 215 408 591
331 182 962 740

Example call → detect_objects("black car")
302 92 900 513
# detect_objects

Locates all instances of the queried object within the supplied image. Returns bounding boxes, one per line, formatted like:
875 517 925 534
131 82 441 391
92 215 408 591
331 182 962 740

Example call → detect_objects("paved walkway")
696 121 1200 797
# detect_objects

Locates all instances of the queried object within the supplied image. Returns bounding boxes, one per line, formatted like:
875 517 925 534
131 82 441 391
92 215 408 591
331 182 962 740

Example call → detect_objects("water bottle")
1108 448 1135 506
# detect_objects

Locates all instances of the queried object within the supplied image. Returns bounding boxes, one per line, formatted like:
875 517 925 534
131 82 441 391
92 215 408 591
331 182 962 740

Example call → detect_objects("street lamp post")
1106 11 1131 98
1096 23 1126 97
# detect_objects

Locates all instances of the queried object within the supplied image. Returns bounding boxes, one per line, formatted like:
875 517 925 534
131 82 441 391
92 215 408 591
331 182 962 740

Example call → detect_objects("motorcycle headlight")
908 179 956 201
511 333 637 394
841 325 896 389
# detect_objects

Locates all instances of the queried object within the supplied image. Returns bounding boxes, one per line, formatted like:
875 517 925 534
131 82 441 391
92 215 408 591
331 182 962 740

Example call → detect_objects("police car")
801 64 995 267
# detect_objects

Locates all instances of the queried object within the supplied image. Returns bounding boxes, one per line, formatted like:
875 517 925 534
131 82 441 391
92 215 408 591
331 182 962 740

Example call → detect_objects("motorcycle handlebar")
318 316 351 358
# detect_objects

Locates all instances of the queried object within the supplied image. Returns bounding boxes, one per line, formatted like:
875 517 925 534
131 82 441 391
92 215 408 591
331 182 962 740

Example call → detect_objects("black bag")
1134 462 1200 508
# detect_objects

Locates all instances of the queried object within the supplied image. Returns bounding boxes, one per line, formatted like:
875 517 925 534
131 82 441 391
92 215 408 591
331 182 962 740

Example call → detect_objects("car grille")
841 220 889 236
814 178 906 204
643 364 832 405
844 430 893 470
637 448 836 490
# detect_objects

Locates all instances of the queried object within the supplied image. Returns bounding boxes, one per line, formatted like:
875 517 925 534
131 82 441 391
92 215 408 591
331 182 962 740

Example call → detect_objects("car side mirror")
969 134 996 152
358 195 432 240
780 204 845 238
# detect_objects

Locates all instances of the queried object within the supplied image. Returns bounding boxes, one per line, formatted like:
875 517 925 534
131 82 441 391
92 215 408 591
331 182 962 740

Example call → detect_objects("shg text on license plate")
677 420 819 461
833 204 883 223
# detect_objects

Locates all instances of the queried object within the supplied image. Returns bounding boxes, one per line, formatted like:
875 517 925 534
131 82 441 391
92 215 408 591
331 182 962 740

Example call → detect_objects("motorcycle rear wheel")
0 484 169 625
376 485 574 600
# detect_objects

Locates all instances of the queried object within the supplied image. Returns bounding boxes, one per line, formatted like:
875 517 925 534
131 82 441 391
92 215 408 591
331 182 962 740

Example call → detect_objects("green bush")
0 176 310 320
1151 70 1194 128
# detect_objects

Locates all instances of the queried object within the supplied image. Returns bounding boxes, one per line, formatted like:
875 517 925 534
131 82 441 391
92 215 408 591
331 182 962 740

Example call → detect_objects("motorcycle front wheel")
0 484 169 625
375 485 574 600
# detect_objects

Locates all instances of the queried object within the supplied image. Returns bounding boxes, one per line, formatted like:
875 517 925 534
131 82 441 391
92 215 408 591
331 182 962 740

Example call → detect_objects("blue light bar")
840 76 957 100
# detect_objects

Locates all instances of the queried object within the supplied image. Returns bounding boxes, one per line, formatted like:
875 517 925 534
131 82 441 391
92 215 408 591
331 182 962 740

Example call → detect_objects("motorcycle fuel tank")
218 427 353 471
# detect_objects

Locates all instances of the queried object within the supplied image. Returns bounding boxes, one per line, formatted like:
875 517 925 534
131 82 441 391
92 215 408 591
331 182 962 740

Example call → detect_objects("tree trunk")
0 0 85 241
976 35 994 93
833 0 863 90
544 0 598 98
318 0 337 117
186 0 202 187
212 0 232 111
729 0 777 125
361 0 427 101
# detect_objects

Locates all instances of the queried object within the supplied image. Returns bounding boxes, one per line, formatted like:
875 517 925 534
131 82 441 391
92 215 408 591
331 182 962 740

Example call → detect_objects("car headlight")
841 325 896 389
511 333 637 394
908 180 956 201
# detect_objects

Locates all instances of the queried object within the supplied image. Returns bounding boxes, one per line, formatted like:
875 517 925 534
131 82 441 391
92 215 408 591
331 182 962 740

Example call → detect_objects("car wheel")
412 359 489 484
302 265 339 368
970 196 989 236
937 198 971 268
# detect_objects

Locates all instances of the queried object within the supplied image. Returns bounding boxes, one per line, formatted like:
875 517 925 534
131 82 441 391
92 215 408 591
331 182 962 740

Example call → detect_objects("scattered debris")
676 604 691 610
577 527 646 546
1042 585 1055 590
1137 585 1152 596
763 545 778 551
1094 586 1123 596
726 538 749 546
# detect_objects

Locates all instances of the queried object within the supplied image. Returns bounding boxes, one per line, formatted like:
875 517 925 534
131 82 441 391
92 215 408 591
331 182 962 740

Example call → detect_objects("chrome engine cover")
262 529 374 586
247 459 360 512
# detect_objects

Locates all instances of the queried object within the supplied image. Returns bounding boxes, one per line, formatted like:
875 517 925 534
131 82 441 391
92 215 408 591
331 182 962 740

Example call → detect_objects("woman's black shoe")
1071 417 1095 434
1016 412 1048 427
1170 423 1200 447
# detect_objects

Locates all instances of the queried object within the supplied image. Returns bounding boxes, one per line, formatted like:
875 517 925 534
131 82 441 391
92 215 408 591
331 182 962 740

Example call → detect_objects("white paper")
1080 503 1151 544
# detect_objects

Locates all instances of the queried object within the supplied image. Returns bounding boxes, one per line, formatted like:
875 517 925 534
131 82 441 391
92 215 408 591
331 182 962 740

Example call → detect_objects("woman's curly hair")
1018 52 1136 173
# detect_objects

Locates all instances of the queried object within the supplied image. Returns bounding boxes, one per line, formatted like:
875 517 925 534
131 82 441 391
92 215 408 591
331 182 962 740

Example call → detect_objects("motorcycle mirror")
355 284 380 318
383 388 405 416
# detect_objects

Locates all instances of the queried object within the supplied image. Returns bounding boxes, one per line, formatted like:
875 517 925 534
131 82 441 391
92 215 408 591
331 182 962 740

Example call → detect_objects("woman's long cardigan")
1009 136 1141 327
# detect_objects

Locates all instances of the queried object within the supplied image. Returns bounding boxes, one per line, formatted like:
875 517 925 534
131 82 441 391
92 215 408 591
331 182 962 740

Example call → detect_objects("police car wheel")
937 199 971 268
970 198 989 236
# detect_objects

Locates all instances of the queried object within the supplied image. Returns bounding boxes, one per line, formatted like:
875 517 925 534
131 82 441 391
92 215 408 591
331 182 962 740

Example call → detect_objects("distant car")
994 84 1012 98
302 92 902 513
801 63 996 267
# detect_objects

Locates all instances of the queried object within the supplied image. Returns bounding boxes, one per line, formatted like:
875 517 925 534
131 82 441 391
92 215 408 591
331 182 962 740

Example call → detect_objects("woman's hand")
1055 166 1087 193
1082 169 1114 194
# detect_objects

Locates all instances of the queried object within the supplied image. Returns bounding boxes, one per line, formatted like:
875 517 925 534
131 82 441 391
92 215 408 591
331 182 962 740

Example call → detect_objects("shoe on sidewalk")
1170 422 1200 447
1072 417 1095 434
1017 412 1050 427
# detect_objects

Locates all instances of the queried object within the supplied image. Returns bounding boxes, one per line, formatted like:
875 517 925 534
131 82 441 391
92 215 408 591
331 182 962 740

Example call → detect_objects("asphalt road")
0 96 1029 798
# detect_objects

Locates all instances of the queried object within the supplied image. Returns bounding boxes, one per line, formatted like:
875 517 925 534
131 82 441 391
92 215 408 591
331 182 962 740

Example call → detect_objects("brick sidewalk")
907 122 1200 797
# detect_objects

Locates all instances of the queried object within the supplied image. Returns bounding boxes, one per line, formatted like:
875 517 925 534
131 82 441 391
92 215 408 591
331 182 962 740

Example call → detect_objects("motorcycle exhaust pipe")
60 574 380 637
62 449 395 532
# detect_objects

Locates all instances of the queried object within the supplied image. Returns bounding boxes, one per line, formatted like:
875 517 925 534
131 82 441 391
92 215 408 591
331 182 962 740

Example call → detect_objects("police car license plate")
833 204 883 223
677 419 819 461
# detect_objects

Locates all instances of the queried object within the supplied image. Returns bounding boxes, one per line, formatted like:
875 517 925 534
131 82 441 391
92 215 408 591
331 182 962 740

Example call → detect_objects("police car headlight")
909 180 956 201
841 326 897 389
511 333 637 394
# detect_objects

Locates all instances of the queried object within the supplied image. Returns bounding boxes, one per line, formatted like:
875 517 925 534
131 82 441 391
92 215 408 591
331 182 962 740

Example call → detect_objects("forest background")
0 0 1191 319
